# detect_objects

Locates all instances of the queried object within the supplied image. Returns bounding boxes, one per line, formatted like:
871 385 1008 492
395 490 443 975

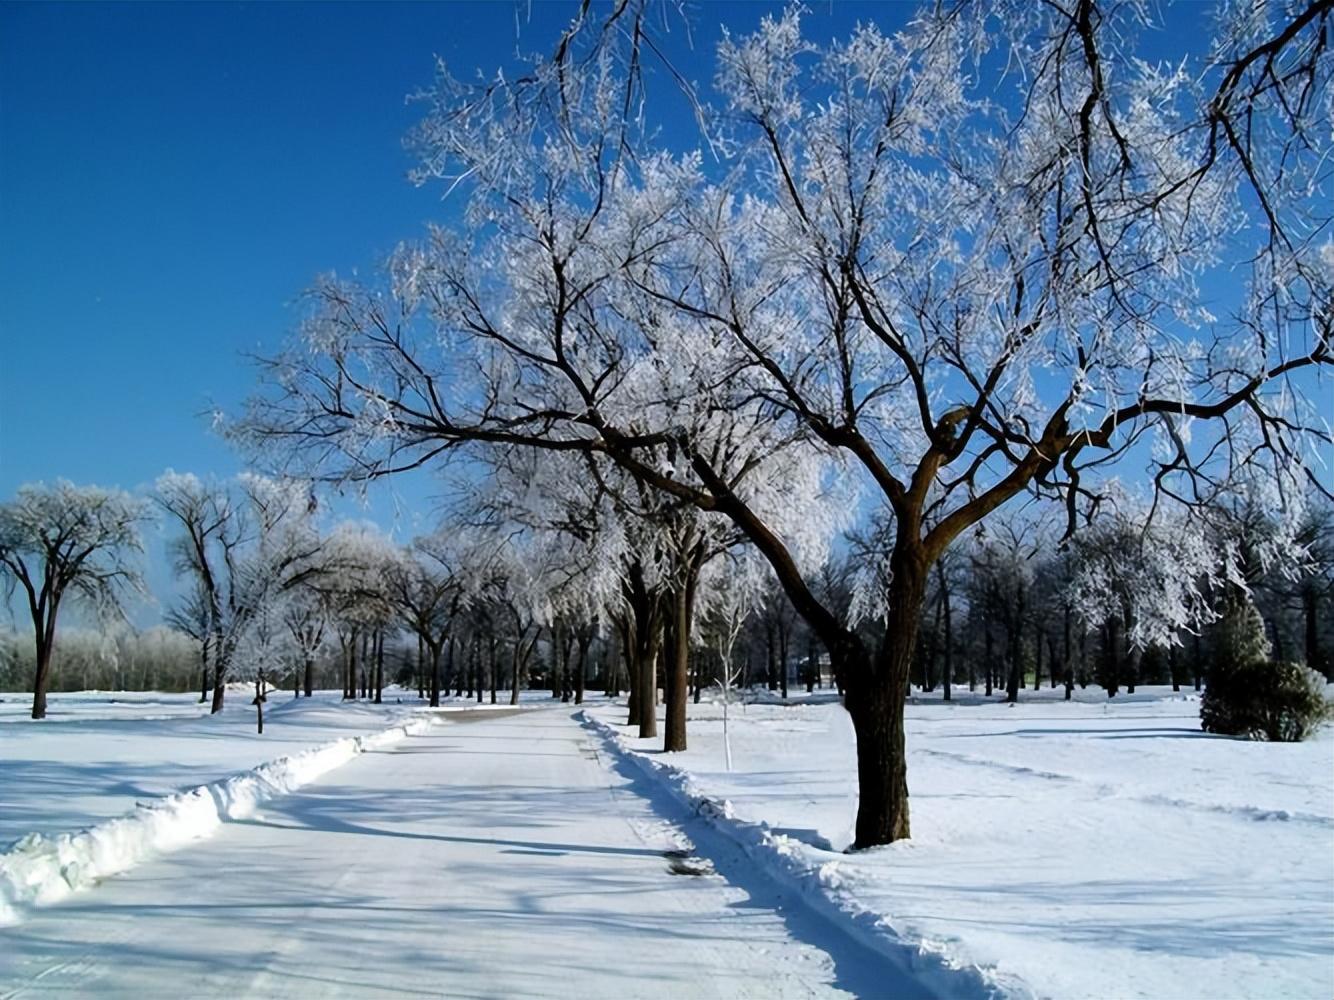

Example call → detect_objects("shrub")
1201 658 1331 742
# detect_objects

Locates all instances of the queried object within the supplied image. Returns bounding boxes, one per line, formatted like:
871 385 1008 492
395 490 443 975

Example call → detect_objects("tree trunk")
489 638 498 704
575 633 588 705
941 580 953 703
30 633 52 720
665 578 694 753
211 658 226 715
983 617 994 697
1005 622 1021 703
551 619 563 699
639 620 660 740
510 631 523 706
621 618 638 725
841 548 927 847
199 643 210 704
374 630 384 704
429 643 441 708
255 671 265 735
360 631 370 699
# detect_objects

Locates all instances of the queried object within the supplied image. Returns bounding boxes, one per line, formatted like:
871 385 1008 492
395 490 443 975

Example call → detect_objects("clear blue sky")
1 1 878 497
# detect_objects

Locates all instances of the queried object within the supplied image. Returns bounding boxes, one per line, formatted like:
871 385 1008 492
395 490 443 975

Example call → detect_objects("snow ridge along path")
0 712 436 925
580 711 1027 1000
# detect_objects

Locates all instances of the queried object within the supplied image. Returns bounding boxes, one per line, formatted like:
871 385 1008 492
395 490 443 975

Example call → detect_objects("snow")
589 686 1334 1000
0 707 889 998
3 686 1330 997
0 694 438 926
0 689 431 848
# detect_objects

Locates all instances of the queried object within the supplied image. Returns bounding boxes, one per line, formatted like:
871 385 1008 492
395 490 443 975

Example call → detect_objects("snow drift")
0 713 435 925
580 710 1030 1000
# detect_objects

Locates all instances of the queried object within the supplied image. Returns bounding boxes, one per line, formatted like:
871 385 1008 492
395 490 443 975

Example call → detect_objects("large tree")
0 481 150 719
241 0 1332 845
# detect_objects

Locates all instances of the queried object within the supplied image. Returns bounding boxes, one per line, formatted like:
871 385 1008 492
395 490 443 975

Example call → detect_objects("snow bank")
0 713 435 926
579 711 1029 1000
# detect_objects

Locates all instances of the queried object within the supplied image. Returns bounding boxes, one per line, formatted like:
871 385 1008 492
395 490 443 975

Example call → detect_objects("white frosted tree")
239 0 1332 845
0 481 151 719
156 472 325 714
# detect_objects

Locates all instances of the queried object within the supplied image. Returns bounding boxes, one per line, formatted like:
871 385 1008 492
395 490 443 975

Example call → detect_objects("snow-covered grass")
0 688 435 848
0 710 436 926
589 685 1334 1000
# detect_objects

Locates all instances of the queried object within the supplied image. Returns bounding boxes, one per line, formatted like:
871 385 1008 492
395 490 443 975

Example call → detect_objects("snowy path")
0 708 902 999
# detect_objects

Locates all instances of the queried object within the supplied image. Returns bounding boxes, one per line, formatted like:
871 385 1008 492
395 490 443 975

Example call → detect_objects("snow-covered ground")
0 689 435 848
590 685 1334 1000
0 707 896 998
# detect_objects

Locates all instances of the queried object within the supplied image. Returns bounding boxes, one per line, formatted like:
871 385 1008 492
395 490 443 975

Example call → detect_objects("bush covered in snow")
1202 601 1330 741
1202 659 1330 742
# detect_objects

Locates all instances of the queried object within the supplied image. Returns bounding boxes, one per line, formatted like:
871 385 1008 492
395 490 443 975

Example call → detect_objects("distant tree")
0 481 150 719
156 472 324 714
165 582 215 703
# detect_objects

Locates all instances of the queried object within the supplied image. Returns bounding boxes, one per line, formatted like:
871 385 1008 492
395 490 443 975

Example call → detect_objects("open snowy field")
590 686 1334 1000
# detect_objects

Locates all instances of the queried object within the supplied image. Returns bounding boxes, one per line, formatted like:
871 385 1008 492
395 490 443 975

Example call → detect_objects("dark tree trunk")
842 549 926 847
1103 619 1120 697
417 635 425 700
922 597 941 693
429 643 442 708
575 632 589 705
200 644 210 703
551 619 563 699
489 638 498 704
621 618 638 725
665 573 697 753
360 631 370 699
940 573 953 703
510 628 526 706
983 618 994 697
639 620 660 739
211 658 226 715
1062 605 1074 699
255 671 265 734
30 634 52 720
778 620 789 700
1005 622 1021 704
1033 628 1043 691
303 653 314 698
374 630 384 704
